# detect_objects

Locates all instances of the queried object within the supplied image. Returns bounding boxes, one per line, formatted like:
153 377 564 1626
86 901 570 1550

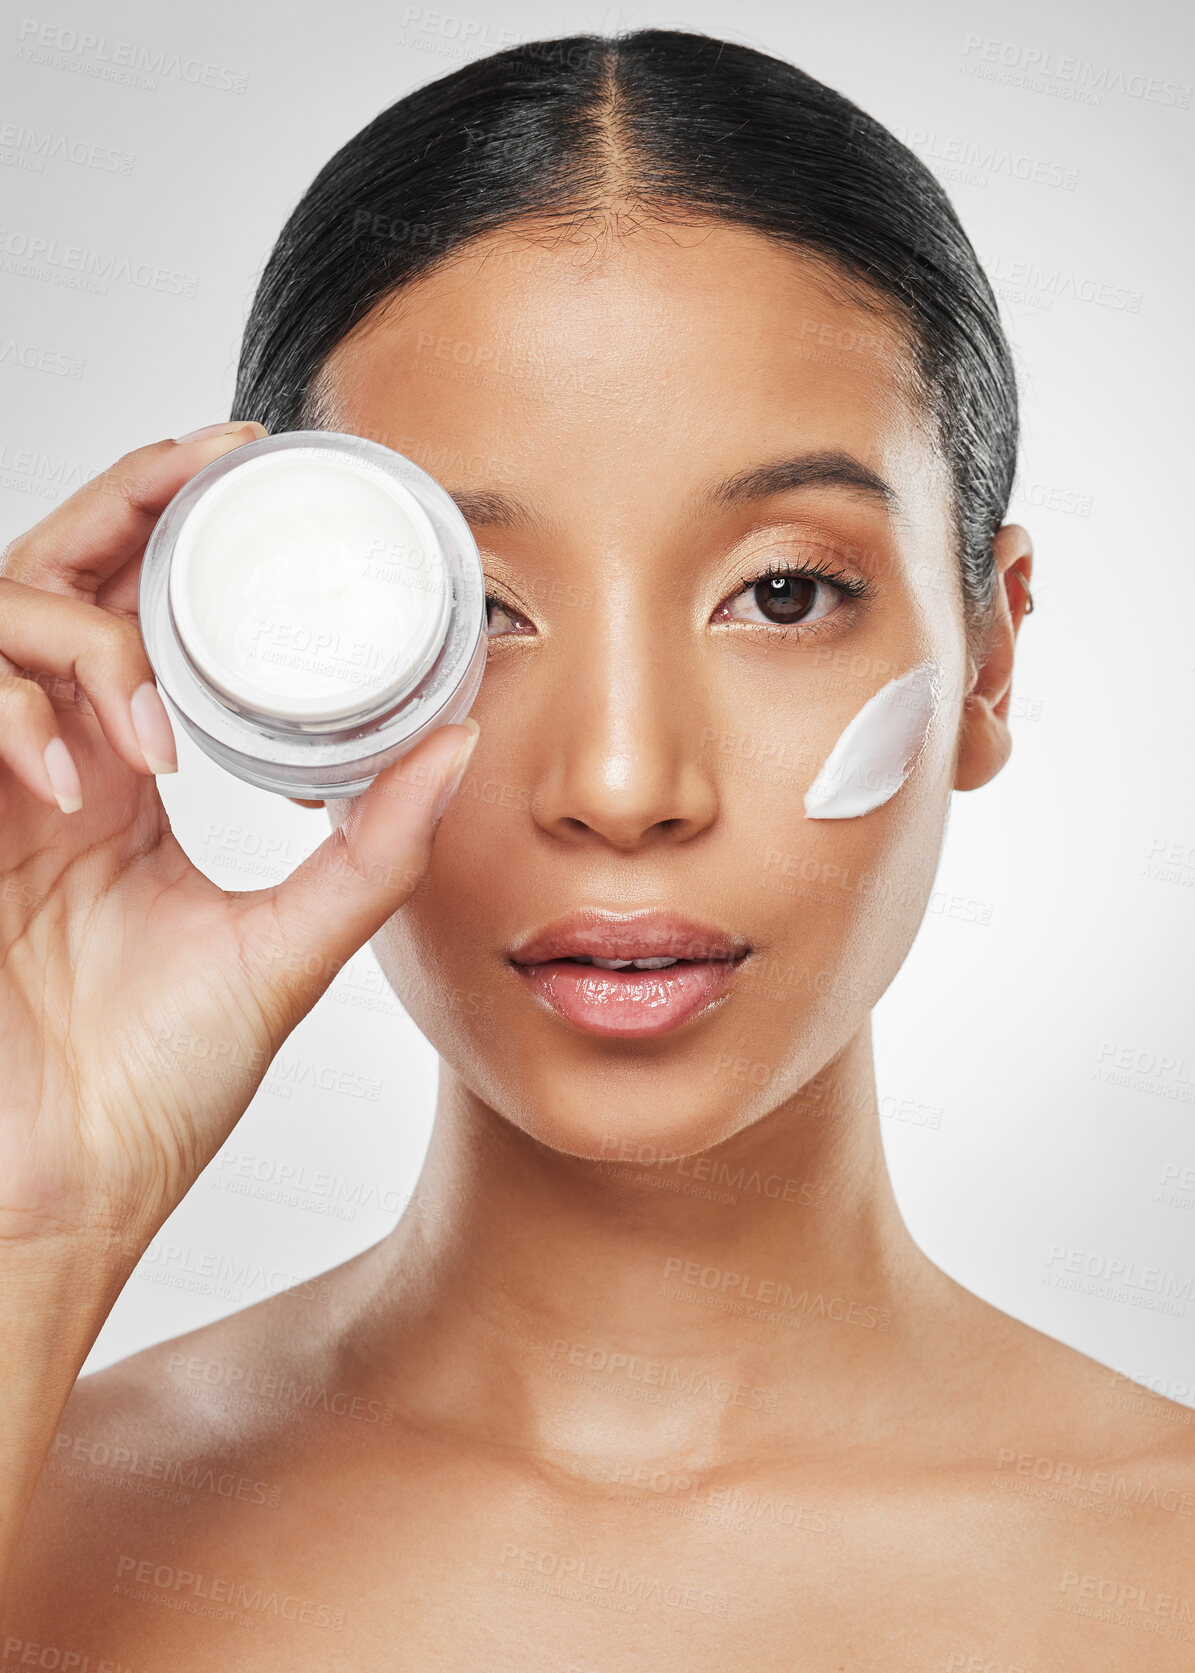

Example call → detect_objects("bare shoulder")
949 1286 1195 1578
973 1291 1195 1467
3 1271 352 1655
942 1275 1191 1445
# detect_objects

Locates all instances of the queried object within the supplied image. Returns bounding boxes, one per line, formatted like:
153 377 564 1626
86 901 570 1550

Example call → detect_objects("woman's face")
315 220 1007 1159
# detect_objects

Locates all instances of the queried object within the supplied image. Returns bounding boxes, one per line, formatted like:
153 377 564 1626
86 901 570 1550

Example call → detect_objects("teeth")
572 955 681 969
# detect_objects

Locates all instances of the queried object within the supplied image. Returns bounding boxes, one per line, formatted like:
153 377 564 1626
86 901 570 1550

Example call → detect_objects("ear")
954 522 1034 793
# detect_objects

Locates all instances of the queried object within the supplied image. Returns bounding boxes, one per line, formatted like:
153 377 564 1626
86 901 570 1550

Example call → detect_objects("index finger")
0 422 268 601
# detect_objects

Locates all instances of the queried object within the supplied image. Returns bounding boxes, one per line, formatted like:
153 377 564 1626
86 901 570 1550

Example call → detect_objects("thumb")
237 719 479 1021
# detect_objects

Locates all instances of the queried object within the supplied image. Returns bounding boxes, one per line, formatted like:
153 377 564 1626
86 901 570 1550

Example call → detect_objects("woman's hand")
0 425 480 1260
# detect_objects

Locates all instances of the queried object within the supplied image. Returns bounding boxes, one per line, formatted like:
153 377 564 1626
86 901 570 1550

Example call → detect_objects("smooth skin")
3 222 1192 1670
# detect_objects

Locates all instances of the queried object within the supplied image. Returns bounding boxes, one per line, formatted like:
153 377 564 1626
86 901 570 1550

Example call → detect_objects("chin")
497 1067 782 1164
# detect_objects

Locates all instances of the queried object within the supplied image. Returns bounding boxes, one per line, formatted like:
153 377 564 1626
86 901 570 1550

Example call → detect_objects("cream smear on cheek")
803 660 942 819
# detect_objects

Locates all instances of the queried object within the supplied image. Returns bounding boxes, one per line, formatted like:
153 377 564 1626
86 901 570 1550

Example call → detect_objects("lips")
508 908 751 1038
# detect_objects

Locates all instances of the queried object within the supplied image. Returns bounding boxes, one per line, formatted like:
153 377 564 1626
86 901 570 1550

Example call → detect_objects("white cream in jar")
140 431 486 797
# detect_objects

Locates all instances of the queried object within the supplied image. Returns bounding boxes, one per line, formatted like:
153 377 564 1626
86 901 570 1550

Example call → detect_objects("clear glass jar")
139 430 487 797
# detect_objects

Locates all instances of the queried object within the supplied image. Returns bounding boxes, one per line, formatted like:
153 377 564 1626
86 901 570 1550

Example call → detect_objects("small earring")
1010 570 1034 614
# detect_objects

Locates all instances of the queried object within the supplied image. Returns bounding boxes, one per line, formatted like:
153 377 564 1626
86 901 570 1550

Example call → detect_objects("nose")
528 595 720 852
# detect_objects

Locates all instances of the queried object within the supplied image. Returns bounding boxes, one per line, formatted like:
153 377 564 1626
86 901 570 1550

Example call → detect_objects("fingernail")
130 681 178 775
44 736 83 814
432 718 480 820
173 420 268 444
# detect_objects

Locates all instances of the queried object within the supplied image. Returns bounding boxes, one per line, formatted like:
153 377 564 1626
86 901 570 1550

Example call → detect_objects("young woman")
3 29 1191 1670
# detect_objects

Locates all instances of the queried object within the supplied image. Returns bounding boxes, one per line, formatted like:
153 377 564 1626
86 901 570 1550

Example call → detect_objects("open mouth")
506 909 752 1038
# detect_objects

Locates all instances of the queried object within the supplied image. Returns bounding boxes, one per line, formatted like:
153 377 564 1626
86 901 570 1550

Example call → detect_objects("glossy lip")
508 908 752 1039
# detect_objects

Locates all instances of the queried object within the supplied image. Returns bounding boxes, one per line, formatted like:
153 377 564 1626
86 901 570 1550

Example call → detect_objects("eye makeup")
139 431 486 797
710 524 874 639
803 660 942 819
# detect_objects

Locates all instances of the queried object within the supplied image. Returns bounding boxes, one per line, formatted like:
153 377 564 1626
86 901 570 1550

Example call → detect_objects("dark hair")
233 29 1018 643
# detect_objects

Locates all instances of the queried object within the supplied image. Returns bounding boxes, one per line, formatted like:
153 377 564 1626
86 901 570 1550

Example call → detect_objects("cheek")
743 767 944 960
368 777 521 1032
782 780 945 936
732 659 954 1003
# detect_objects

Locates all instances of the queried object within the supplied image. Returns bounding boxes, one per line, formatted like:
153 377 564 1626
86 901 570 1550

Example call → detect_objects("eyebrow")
703 450 896 512
445 487 534 528
445 448 896 530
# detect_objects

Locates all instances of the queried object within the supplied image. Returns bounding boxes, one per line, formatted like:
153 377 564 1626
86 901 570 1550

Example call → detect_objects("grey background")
1 0 1191 1402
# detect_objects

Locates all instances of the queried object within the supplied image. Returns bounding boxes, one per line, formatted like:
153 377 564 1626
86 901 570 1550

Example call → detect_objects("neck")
341 1019 961 1468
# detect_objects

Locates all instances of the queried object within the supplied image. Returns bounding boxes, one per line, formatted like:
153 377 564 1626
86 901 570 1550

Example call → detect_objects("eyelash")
718 553 870 633
736 553 868 603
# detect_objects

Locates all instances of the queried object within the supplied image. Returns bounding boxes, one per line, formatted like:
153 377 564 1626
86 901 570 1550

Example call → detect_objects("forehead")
314 220 945 535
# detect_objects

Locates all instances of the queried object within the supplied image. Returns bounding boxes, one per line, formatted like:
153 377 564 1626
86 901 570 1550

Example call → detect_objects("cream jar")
139 431 487 797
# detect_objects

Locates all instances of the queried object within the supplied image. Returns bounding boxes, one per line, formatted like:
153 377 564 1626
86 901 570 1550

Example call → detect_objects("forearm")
0 1231 138 1593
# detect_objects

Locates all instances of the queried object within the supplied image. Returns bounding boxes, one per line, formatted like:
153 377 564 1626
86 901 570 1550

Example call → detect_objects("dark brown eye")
753 574 817 624
715 567 844 629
